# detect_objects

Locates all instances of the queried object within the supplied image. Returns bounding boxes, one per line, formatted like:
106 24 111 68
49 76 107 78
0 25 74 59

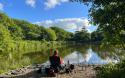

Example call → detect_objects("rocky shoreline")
0 64 44 77
0 64 101 78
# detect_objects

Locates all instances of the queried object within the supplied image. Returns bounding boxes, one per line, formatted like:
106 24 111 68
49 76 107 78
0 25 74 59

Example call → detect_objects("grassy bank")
0 41 66 74
1 40 65 53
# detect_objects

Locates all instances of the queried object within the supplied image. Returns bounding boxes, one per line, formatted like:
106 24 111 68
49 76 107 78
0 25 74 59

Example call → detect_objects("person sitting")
49 49 63 73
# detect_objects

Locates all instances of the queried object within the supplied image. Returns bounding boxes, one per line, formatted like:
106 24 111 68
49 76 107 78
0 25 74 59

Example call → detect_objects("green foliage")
71 0 125 48
0 41 65 74
0 12 15 27
0 13 24 40
9 41 63 53
8 25 24 40
50 27 73 41
0 12 70 54
97 61 125 78
91 30 104 42
0 12 93 43
13 19 42 40
0 24 13 52
72 27 90 42
0 10 96 74
45 28 57 41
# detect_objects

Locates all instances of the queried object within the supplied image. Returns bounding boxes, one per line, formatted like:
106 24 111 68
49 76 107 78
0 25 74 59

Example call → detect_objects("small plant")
97 61 125 78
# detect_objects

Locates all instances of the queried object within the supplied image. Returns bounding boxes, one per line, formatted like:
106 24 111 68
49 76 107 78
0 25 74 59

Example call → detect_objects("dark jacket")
49 55 61 68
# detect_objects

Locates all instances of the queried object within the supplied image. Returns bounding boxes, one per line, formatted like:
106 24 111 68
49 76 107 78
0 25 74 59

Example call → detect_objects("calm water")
63 48 118 65
0 44 125 73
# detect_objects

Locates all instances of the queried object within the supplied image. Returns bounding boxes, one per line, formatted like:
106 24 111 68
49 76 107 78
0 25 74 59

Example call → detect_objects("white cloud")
35 17 91 32
61 0 69 2
0 3 4 10
36 20 53 28
26 0 36 7
44 0 69 9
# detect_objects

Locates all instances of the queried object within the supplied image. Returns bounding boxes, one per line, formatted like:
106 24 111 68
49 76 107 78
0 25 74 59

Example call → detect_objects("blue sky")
0 0 97 32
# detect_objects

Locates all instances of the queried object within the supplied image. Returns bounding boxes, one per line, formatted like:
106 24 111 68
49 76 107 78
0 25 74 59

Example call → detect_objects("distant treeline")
0 12 103 52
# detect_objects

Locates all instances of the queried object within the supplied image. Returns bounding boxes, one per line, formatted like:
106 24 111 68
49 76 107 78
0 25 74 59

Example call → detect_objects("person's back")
49 49 63 73
49 55 61 68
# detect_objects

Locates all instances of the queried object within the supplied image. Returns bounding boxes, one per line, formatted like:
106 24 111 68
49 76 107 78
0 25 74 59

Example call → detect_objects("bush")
97 61 125 78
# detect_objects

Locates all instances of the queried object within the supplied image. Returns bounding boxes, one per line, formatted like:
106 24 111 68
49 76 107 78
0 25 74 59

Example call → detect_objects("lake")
0 44 124 73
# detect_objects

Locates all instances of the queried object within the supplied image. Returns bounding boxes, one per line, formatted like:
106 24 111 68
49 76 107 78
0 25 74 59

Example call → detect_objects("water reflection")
64 51 84 64
0 44 124 73
63 48 118 65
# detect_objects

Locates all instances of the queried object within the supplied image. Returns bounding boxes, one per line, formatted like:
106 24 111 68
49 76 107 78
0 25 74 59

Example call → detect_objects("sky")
0 0 97 32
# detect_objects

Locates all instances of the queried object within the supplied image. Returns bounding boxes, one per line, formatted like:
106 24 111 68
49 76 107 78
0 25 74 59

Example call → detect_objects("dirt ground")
0 65 98 78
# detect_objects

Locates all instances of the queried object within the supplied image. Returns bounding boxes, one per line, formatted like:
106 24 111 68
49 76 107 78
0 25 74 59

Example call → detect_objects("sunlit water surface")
0 44 124 73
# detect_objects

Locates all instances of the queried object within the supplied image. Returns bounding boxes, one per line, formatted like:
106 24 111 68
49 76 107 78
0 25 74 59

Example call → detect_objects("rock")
94 66 102 71
11 71 17 75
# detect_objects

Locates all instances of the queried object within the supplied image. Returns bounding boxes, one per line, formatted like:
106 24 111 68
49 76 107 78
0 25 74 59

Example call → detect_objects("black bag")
45 67 56 77
37 68 42 73
70 64 75 70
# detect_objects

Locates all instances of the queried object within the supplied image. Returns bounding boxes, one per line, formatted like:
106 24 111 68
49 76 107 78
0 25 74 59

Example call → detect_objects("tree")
45 28 57 41
8 25 24 40
37 26 47 40
0 12 14 27
13 19 42 40
91 30 104 42
0 24 13 52
0 13 24 40
71 0 125 48
50 26 73 41
73 27 90 42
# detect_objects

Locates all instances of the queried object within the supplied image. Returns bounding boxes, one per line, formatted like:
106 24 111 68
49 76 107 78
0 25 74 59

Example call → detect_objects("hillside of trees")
0 12 73 41
0 12 104 41
0 12 103 53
